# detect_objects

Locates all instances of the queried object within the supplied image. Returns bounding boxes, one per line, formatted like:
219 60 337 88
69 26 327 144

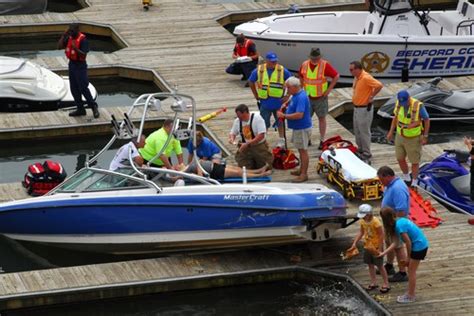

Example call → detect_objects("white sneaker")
276 138 286 149
401 173 411 182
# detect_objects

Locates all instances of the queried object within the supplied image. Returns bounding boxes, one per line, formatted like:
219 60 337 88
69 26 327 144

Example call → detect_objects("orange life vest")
300 59 328 98
234 39 254 57
65 32 86 62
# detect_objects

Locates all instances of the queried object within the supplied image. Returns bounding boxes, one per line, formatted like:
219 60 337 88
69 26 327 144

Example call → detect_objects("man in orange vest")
58 23 99 118
299 48 339 149
225 34 259 87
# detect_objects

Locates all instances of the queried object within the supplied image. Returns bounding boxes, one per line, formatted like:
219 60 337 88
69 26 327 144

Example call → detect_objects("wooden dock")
0 0 472 314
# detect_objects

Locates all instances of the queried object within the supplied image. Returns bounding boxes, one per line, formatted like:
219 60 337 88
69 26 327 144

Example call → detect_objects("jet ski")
377 77 474 122
417 149 474 215
0 56 98 112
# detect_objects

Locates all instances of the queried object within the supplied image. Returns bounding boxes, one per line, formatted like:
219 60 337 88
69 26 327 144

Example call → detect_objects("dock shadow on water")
4 280 378 316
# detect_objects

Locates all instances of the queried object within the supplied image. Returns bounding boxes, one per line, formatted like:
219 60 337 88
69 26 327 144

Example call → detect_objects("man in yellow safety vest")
387 90 430 187
249 52 292 146
299 48 339 149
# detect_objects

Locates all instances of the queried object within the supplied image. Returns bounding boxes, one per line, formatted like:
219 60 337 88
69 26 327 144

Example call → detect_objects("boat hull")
0 185 349 254
239 36 474 83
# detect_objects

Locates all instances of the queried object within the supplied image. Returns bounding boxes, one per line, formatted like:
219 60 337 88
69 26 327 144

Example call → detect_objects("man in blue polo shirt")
277 76 312 183
377 165 409 282
249 52 292 145
187 131 221 164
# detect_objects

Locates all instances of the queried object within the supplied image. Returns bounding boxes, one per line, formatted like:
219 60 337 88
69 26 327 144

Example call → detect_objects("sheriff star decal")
361 51 390 73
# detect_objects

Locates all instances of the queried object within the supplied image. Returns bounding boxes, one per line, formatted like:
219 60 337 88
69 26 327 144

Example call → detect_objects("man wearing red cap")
386 90 430 186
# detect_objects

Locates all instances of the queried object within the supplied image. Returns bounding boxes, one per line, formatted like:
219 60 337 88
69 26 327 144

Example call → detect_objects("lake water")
4 280 379 316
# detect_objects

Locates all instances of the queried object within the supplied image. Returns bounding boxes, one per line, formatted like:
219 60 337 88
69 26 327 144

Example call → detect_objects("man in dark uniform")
58 23 99 118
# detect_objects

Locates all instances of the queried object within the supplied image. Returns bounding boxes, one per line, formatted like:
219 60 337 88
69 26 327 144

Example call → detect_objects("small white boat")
0 56 97 112
0 0 47 15
235 0 474 83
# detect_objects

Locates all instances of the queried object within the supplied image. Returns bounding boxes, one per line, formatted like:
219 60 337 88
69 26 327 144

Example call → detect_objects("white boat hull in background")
235 0 474 83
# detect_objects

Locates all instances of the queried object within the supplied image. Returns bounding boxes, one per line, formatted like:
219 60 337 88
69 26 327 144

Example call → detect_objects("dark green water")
4 280 378 316
91 77 159 108
0 34 120 59
47 0 83 12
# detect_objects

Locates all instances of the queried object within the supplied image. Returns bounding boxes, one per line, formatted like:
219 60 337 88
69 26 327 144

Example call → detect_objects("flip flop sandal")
365 284 378 291
380 287 391 294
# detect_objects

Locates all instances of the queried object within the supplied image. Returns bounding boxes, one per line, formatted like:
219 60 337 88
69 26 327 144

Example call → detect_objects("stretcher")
317 148 383 200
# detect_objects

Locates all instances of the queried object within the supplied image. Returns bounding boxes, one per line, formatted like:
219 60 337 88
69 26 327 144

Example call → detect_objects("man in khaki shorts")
277 77 312 183
387 90 430 187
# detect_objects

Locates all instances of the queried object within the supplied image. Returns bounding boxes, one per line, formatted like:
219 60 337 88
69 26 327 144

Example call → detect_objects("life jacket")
234 39 254 57
23 160 67 196
65 32 86 62
272 147 299 170
395 98 423 138
301 59 328 98
320 135 358 153
257 64 285 100
239 113 256 143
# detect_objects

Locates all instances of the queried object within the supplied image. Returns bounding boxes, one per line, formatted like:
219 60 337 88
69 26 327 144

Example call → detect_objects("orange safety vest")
234 39 254 57
301 59 328 98
65 32 86 62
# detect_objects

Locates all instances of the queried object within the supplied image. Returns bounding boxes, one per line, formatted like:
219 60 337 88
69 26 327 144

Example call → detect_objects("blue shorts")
260 107 280 129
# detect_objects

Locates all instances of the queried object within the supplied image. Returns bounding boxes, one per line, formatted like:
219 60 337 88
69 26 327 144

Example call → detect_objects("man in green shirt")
139 119 184 169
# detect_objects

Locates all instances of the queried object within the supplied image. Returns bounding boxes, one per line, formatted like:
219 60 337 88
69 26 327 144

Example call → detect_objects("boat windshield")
55 168 148 193
374 0 413 15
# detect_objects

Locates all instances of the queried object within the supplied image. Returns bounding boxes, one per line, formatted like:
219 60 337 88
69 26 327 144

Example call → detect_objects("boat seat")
444 90 474 110
450 173 471 196
438 0 474 35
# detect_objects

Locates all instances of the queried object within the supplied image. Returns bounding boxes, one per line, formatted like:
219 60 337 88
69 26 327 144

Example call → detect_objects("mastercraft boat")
0 92 354 254
0 56 97 112
235 0 474 83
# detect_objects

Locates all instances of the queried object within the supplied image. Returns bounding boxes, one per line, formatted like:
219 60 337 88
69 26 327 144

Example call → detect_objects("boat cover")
321 148 377 181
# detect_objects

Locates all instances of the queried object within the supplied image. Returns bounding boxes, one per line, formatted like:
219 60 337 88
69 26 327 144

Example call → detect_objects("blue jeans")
69 61 97 110
260 106 280 129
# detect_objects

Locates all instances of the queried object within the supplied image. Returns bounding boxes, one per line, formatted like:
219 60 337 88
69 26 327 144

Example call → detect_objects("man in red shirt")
226 34 259 87
299 48 339 149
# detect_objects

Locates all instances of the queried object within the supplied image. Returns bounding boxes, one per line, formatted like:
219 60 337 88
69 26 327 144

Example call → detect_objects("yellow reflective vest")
257 64 285 99
301 59 328 97
395 98 423 138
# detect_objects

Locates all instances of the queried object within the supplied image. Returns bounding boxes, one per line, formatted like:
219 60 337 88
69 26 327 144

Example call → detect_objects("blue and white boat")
0 92 353 254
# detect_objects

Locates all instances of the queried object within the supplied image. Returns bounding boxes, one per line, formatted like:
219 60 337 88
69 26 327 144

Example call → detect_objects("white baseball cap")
357 204 373 218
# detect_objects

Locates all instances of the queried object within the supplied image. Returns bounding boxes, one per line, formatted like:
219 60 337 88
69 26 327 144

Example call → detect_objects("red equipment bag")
320 135 358 153
272 147 299 170
23 160 67 196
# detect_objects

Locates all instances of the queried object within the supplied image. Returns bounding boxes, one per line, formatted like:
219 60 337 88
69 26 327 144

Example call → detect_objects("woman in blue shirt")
187 131 221 164
379 207 429 304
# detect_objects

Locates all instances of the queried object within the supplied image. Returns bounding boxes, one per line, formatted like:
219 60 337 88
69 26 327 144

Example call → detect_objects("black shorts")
142 159 163 168
411 247 428 260
210 163 225 181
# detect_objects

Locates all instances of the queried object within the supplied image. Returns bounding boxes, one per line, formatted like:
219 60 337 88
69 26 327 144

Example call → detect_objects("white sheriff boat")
234 0 474 83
